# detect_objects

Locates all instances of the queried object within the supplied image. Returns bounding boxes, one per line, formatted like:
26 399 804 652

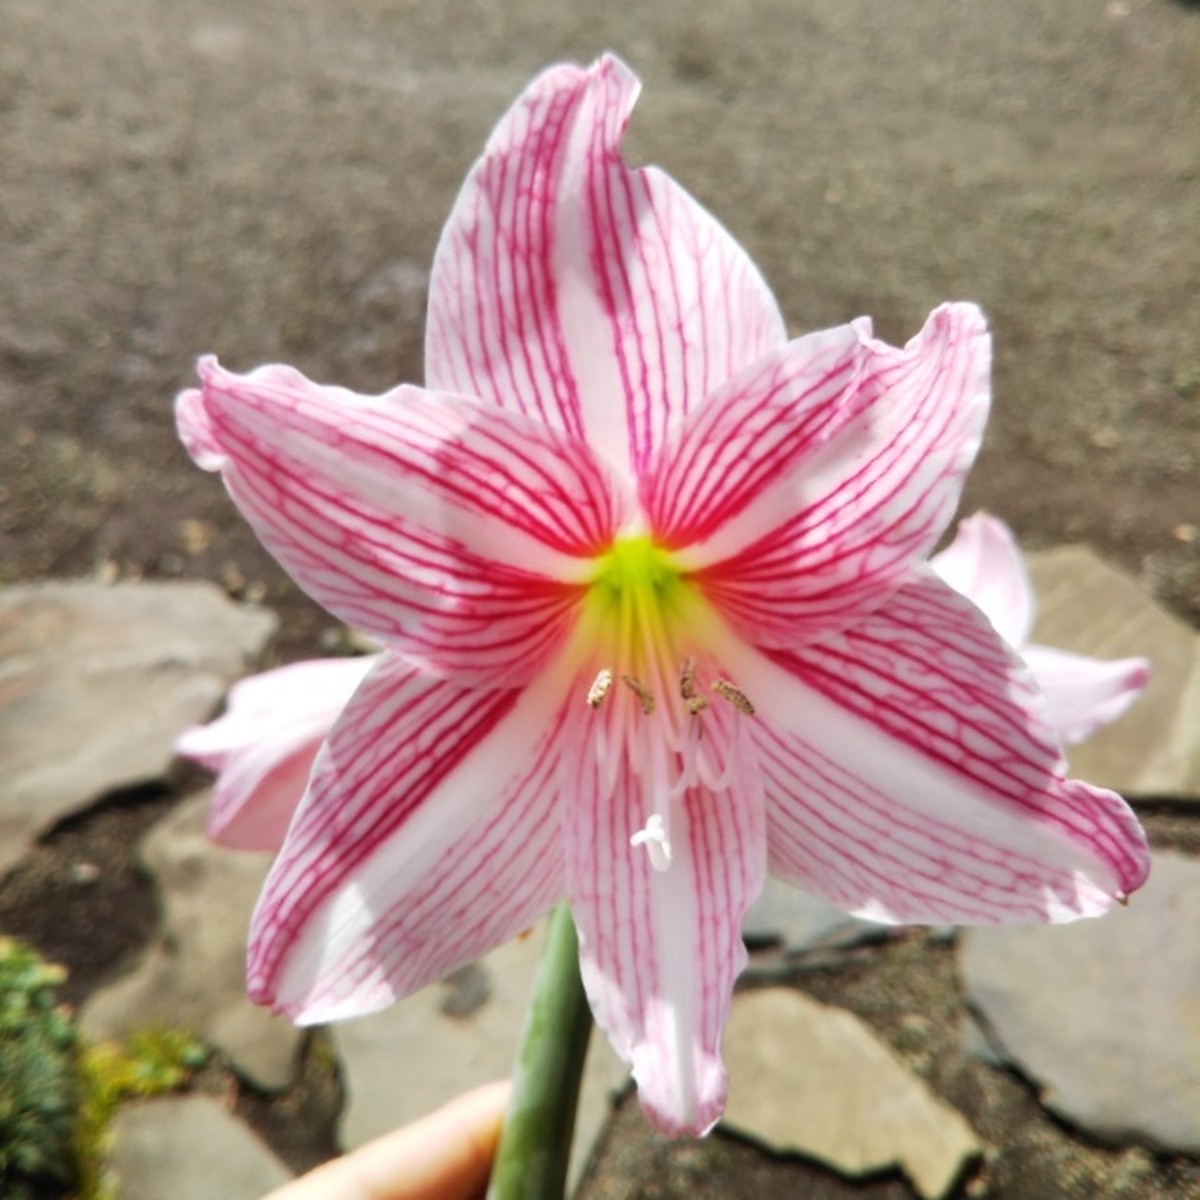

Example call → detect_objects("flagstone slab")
333 928 629 1190
721 989 980 1200
0 580 276 874
107 1094 291 1200
80 793 302 1090
960 851 1200 1153
1026 547 1200 797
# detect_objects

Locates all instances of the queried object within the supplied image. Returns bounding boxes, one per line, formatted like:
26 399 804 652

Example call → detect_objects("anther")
621 674 656 715
685 695 709 716
679 658 698 701
586 668 614 708
713 679 755 716
630 813 672 872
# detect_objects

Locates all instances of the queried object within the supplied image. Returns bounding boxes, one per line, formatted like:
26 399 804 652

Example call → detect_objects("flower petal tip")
595 49 640 87
1068 778 1152 901
633 1058 728 1139
175 381 225 473
172 723 219 767
936 298 988 329
248 966 399 1028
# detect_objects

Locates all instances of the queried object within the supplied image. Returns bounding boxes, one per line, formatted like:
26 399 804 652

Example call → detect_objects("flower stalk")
487 905 593 1200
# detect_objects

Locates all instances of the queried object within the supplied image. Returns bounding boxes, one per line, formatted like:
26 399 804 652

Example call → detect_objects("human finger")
261 1079 511 1200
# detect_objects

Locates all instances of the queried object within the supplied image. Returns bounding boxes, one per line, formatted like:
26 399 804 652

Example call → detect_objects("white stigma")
630 812 672 872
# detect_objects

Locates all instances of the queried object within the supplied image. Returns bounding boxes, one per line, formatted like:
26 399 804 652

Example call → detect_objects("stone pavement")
1 548 1196 1197
722 990 980 1200
79 794 303 1092
107 1096 291 1200
0 582 275 875
961 851 1200 1155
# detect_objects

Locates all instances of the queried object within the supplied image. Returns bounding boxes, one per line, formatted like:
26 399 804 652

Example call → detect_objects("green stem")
486 903 593 1200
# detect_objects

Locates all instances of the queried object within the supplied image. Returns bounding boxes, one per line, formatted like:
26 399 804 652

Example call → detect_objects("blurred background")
3 0 1197 646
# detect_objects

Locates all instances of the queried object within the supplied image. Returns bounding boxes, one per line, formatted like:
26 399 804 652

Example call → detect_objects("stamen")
586 668 614 708
685 695 709 716
630 813 672 872
622 674 656 715
713 679 755 716
679 658 698 701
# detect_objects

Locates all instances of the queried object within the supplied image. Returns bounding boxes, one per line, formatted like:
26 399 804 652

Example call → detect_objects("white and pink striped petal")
1021 645 1150 746
682 304 991 646
931 512 1150 744
721 572 1149 921
248 654 571 1021
930 511 1033 647
563 694 766 1135
175 656 376 851
178 358 628 684
426 54 785 483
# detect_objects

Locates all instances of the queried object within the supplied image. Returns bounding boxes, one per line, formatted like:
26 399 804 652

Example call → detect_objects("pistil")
630 813 672 871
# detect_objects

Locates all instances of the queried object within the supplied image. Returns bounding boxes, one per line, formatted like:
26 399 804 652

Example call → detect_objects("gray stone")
722 989 981 1200
1027 547 1200 798
107 1094 291 1200
0 580 276 874
333 927 628 1190
960 852 1200 1153
742 876 882 954
80 793 302 1090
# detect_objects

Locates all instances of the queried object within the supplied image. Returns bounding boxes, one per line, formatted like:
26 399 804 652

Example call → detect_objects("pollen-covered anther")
622 674 656 715
587 668 614 709
713 679 755 716
685 694 709 716
679 658 698 701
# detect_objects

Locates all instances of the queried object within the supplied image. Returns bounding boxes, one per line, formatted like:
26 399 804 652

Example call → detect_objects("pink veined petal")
930 511 1033 647
1021 644 1151 746
681 303 992 647
248 652 570 1022
425 53 786 483
715 571 1149 923
175 656 376 768
177 359 628 684
563 696 766 1136
203 720 326 852
642 323 867 543
175 656 377 850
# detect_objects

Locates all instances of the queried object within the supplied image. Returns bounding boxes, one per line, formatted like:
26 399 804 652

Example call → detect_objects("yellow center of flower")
582 535 694 681
573 536 754 873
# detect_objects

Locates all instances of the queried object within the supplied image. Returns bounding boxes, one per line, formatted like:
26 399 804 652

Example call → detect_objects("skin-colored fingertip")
261 1080 512 1200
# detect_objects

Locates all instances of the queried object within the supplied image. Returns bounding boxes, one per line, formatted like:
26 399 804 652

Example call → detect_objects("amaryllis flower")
175 655 377 850
931 512 1150 744
175 55 1149 1136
